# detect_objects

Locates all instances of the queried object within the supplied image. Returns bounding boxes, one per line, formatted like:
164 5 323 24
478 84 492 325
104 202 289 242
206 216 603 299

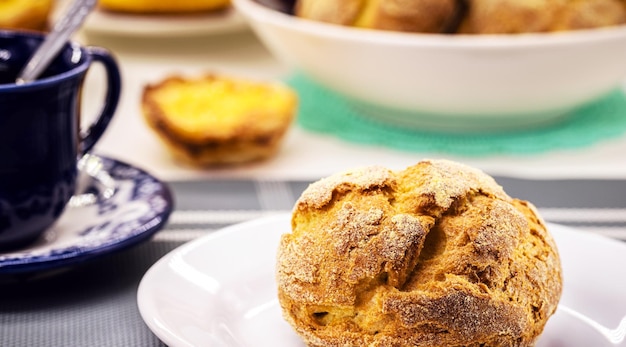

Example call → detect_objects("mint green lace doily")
287 73 626 156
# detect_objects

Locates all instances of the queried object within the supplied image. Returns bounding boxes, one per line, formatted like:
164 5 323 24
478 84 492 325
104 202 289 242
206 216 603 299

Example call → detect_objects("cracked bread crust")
277 159 562 347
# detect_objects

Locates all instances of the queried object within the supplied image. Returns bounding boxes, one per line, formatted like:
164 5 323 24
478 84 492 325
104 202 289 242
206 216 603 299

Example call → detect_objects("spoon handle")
16 0 98 84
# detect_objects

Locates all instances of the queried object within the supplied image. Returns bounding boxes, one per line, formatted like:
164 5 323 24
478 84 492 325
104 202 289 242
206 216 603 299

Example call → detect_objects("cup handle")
79 46 122 155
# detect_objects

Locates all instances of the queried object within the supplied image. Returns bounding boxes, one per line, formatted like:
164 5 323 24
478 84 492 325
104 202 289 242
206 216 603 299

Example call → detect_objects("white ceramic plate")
137 214 626 347
52 0 248 38
53 0 248 37
83 7 248 37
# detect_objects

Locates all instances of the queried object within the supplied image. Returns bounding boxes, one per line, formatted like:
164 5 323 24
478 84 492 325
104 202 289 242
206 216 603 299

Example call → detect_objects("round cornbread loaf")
277 159 562 347
460 0 626 34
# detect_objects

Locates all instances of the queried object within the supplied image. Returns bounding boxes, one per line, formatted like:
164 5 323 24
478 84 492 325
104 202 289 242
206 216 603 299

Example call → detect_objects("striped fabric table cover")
1 177 624 347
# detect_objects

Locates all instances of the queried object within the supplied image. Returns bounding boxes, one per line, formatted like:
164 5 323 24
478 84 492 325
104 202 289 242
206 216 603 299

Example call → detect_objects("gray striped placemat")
162 178 626 242
1 177 624 347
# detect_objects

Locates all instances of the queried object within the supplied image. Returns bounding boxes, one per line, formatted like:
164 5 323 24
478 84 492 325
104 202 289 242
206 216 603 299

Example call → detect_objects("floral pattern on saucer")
0 155 173 274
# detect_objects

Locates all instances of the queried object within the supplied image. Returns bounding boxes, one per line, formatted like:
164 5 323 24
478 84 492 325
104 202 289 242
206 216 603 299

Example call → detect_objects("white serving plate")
138 214 626 347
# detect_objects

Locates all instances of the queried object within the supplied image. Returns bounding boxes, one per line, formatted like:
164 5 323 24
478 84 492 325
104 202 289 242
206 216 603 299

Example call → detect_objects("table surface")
1 177 626 346
2 4 626 346
77 20 626 182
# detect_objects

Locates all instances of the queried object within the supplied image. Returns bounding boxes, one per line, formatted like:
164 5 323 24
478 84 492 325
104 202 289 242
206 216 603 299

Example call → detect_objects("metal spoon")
16 0 98 84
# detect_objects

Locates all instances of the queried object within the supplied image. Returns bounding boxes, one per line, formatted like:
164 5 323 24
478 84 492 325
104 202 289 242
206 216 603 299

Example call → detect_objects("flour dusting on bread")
277 159 562 347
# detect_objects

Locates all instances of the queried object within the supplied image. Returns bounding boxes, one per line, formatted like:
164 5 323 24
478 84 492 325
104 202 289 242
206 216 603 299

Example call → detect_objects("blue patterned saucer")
0 155 173 275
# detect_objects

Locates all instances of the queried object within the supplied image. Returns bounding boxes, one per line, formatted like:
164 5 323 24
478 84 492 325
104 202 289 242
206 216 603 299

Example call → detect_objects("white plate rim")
85 7 248 37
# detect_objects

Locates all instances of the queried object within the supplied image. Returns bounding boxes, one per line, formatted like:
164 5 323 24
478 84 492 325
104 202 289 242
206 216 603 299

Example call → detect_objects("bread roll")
142 74 297 166
277 159 562 346
551 0 626 31
295 0 461 33
461 0 626 34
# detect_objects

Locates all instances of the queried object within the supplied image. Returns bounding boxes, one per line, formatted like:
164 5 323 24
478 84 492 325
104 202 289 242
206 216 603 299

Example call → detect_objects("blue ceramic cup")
0 30 121 251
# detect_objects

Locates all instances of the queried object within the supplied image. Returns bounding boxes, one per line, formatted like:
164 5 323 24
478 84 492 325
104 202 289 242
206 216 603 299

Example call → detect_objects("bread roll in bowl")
277 159 562 346
461 0 626 34
295 0 461 33
295 0 626 34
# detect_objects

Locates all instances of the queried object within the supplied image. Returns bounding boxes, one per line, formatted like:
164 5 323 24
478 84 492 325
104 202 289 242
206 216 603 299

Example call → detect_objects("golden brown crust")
142 74 297 166
460 0 626 34
295 0 626 34
277 159 562 347
295 0 460 33
358 0 460 33
551 0 626 31
295 0 364 26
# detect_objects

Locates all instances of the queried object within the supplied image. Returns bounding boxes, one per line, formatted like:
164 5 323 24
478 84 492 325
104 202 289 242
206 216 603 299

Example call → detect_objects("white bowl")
232 0 626 131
